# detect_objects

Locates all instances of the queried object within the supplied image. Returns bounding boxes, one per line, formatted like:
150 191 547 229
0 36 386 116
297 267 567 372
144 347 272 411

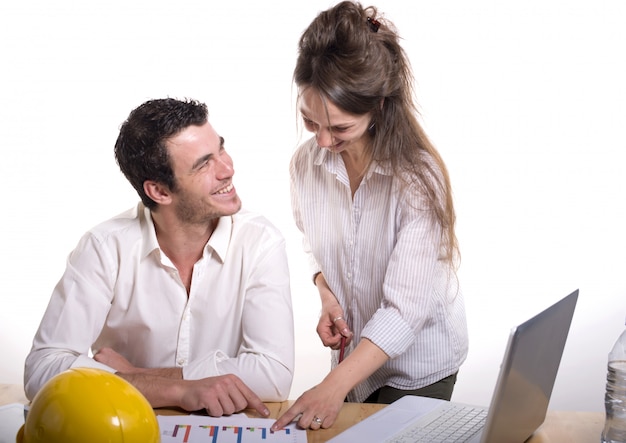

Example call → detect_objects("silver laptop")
328 289 579 443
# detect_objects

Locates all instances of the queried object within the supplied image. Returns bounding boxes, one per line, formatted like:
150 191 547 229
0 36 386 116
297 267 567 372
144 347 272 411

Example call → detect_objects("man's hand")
94 347 136 373
116 372 269 417
94 347 182 379
177 375 270 417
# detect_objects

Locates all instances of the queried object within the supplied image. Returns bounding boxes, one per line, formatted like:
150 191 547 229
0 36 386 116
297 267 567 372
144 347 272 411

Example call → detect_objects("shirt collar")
141 204 160 259
314 143 393 179
205 215 232 263
140 204 232 264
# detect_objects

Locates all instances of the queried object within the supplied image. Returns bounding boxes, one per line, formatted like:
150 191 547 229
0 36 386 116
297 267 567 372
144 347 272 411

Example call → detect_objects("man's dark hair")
114 98 208 209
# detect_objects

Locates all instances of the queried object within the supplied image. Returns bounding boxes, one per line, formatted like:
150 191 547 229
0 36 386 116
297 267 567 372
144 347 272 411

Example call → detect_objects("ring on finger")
312 416 323 425
332 316 344 323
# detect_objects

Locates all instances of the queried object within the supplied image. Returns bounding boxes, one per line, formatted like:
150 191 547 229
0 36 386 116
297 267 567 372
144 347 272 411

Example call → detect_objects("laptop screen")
480 289 578 442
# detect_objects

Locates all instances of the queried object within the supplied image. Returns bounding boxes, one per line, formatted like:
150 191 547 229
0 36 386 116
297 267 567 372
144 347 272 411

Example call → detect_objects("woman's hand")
315 273 353 349
271 378 347 431
317 308 352 350
271 339 389 432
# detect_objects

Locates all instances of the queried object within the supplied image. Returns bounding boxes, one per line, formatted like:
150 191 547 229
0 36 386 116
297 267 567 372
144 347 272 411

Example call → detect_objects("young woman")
272 1 468 431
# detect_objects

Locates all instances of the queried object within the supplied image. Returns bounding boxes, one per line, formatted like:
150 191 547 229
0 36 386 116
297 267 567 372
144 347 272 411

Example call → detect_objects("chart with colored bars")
158 414 307 443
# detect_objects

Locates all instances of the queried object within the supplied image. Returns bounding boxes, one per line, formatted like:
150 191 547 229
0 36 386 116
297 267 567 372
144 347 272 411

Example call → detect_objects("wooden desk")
1 384 604 442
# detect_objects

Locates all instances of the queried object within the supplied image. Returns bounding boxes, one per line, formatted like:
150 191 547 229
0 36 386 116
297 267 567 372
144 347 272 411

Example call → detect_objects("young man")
24 98 294 417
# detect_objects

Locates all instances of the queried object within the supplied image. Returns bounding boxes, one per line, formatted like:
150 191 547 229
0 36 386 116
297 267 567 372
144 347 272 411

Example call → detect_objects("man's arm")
95 347 269 417
24 233 119 400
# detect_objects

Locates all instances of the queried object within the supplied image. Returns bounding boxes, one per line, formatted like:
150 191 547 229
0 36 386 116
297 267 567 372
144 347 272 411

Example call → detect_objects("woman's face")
299 87 372 156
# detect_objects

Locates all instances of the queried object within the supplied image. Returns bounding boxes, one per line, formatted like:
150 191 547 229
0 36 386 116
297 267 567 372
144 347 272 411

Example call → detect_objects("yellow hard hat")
16 367 159 443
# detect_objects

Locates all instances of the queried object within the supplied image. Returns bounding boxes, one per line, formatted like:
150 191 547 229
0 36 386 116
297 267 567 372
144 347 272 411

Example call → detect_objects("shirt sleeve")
360 199 445 359
24 232 116 400
182 229 295 401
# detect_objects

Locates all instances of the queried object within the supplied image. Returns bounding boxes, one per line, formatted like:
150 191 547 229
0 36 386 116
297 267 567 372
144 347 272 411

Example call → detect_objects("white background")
1 0 624 413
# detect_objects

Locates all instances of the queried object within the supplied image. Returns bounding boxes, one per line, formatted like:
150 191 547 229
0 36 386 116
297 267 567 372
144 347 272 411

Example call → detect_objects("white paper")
157 414 307 443
0 403 26 443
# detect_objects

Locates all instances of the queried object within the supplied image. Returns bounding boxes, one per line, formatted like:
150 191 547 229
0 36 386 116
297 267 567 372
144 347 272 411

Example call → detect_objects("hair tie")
367 17 380 32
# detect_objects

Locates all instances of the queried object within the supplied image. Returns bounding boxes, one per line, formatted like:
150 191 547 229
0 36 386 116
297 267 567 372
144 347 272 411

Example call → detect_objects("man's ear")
143 180 172 206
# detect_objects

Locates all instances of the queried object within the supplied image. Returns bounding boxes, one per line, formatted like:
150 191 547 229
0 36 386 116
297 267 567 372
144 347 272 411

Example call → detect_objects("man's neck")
150 210 217 266
150 210 219 295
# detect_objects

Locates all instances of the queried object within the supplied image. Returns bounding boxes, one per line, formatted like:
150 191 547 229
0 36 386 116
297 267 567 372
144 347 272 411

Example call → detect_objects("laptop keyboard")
385 404 488 443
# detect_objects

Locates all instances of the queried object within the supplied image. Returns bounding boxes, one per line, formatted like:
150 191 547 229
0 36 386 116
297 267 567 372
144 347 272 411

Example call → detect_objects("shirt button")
177 359 185 366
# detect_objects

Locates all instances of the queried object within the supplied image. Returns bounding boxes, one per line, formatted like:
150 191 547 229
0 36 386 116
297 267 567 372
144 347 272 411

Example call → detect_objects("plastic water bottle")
602 319 626 443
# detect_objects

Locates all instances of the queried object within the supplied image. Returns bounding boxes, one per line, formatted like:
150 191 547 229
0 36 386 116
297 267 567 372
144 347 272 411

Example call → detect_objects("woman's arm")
272 338 388 431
